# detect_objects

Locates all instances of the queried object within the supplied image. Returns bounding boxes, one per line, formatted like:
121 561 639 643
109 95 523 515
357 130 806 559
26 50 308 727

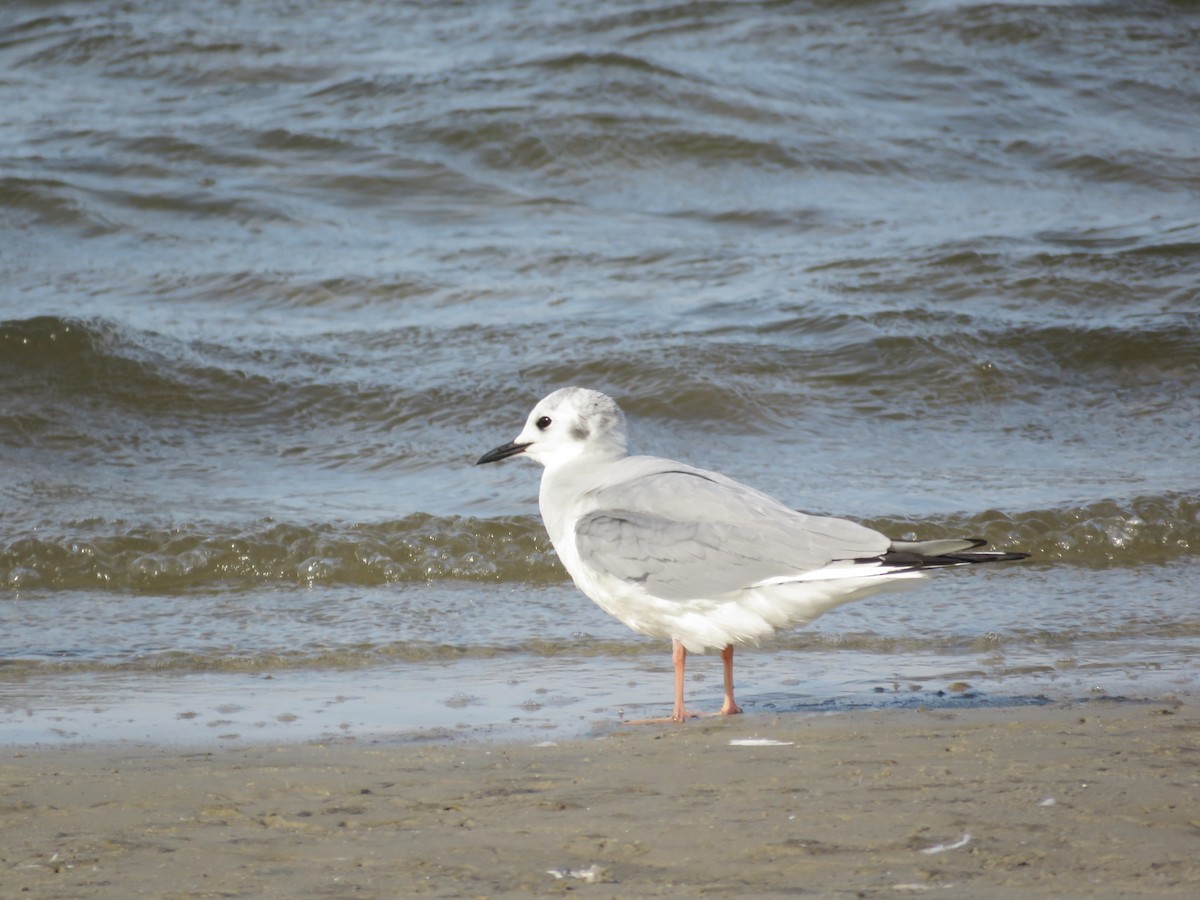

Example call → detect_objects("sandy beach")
3 696 1198 898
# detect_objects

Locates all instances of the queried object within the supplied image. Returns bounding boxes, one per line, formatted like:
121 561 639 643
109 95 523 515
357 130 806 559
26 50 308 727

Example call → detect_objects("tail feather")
878 537 1030 571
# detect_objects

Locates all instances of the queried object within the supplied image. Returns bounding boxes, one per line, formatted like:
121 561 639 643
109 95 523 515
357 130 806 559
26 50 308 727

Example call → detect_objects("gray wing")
574 466 888 602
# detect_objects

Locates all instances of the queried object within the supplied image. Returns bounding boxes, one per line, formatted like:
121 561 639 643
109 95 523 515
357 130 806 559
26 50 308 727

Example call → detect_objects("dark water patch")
0 13 77 50
0 316 477 451
744 304 1200 409
307 74 423 102
298 161 517 215
97 184 294 226
0 175 123 236
9 22 127 70
1027 237 1200 305
1042 149 1195 190
528 50 690 81
412 109 860 187
117 133 267 170
821 232 1200 311
254 127 362 156
8 9 326 86
0 316 298 430
999 323 1200 382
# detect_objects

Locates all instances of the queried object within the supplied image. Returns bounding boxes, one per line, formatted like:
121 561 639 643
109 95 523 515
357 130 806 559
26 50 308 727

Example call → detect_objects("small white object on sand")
920 834 972 855
729 738 794 747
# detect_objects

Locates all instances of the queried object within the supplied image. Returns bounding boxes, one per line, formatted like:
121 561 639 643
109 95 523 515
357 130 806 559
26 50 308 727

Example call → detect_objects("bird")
476 387 1029 723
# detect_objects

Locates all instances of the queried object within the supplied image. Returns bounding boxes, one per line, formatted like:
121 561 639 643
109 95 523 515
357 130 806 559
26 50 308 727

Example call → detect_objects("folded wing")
574 467 890 602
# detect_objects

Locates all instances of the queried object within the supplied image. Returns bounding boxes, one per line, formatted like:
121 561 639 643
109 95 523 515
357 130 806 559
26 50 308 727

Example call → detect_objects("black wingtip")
944 550 1032 564
877 547 1031 569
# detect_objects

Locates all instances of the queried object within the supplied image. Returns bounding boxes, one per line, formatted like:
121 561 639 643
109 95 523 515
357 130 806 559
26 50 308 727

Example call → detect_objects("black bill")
475 440 531 465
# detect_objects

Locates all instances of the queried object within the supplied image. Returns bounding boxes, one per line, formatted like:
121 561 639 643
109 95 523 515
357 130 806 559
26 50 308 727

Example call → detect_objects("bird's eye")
536 416 552 431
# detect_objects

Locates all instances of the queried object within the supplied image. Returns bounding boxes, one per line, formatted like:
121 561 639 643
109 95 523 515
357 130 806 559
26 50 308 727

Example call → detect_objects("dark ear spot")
570 423 589 441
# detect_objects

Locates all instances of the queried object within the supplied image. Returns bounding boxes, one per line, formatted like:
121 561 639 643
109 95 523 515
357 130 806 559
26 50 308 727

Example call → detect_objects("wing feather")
574 467 888 602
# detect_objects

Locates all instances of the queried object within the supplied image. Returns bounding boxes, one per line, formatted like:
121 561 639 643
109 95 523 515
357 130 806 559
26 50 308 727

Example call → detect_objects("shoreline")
4 694 1198 897
4 643 1190 750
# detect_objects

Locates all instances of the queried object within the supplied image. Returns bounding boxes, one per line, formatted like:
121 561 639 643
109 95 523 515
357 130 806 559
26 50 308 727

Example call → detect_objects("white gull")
477 387 1029 722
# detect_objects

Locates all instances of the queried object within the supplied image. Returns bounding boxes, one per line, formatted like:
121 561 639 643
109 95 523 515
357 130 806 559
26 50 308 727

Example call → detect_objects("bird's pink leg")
671 638 690 722
720 644 743 716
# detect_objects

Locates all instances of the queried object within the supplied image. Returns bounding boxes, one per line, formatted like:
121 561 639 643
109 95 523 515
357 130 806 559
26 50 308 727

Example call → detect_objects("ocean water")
1 0 1197 745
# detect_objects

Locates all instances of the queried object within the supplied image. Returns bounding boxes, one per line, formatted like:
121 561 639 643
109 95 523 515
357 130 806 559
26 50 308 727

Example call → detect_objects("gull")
476 387 1029 723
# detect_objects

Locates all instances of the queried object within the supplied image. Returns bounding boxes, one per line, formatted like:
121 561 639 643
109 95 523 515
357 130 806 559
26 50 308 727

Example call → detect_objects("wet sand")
3 697 1198 898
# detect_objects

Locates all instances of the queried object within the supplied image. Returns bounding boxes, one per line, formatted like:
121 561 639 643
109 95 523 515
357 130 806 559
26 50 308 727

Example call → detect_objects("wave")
863 493 1199 567
0 514 552 592
5 310 1196 438
2 493 1194 593
0 315 521 457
